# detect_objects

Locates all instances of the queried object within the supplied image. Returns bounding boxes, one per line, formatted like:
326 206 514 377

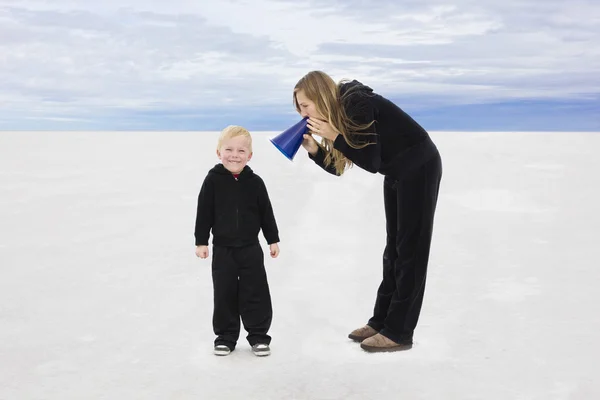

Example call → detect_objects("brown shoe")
360 333 413 352
348 325 378 342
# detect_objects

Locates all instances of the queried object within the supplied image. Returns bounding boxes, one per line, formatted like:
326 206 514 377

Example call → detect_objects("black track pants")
368 152 442 343
211 243 272 349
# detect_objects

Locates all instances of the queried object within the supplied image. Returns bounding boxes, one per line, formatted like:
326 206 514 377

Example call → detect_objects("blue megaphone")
269 118 308 160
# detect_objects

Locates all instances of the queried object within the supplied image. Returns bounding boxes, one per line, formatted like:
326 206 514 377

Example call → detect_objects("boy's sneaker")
252 343 270 357
214 344 232 356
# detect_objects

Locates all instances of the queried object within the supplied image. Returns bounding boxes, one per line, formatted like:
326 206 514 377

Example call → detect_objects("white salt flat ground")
0 130 599 400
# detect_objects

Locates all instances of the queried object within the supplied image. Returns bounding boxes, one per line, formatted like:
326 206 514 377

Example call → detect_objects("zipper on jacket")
235 177 239 230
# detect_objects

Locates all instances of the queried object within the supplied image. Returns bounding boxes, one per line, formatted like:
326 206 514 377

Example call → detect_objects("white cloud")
0 0 598 126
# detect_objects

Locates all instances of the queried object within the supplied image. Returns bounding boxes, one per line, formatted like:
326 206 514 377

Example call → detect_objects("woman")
294 71 442 352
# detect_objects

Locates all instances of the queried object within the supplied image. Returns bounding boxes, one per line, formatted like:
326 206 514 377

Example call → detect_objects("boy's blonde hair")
217 125 253 152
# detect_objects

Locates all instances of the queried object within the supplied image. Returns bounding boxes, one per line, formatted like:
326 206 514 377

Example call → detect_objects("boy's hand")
195 245 209 259
269 243 280 258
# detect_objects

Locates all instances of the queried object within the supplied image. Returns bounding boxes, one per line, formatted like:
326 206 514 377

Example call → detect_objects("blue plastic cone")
269 118 308 160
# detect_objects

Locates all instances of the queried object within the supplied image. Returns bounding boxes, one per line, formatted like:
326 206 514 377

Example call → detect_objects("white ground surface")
1 130 598 399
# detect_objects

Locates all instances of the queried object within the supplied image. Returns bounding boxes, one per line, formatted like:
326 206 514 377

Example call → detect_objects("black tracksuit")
309 80 442 344
195 164 279 349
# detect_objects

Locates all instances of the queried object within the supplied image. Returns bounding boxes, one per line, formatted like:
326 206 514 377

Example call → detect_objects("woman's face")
295 89 324 120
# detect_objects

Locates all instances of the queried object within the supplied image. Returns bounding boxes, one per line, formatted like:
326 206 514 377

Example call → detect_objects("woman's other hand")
301 133 319 156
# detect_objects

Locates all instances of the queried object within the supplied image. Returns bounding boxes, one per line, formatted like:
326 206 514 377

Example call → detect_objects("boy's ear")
248 152 253 161
216 149 221 158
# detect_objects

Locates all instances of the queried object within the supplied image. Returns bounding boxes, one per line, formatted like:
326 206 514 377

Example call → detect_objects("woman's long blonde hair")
293 71 375 175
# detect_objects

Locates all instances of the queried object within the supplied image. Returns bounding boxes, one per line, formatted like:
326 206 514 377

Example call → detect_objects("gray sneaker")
214 345 231 356
252 343 270 357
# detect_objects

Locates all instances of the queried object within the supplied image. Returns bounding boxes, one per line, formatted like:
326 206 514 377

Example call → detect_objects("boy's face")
217 135 253 174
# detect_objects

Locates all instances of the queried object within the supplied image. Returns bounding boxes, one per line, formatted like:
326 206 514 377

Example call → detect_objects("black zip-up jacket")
194 164 280 247
309 80 439 179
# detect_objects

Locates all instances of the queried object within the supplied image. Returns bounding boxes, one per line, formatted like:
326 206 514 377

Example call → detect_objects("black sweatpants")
368 151 442 343
212 243 272 349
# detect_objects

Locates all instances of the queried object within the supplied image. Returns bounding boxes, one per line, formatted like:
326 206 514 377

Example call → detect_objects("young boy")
195 125 280 357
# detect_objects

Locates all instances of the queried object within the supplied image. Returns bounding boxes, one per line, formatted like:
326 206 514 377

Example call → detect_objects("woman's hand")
301 133 319 156
307 117 338 142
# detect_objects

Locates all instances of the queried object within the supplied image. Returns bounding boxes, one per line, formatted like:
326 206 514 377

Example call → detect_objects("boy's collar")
214 163 253 176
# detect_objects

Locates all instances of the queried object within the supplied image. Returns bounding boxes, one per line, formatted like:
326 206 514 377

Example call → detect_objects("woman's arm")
308 145 340 176
333 134 380 173
333 93 381 173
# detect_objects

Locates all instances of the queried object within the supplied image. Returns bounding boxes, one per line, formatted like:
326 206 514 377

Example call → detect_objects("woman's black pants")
367 152 442 343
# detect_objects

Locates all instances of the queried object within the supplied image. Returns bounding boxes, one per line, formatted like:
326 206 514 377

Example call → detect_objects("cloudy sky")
1 0 599 131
